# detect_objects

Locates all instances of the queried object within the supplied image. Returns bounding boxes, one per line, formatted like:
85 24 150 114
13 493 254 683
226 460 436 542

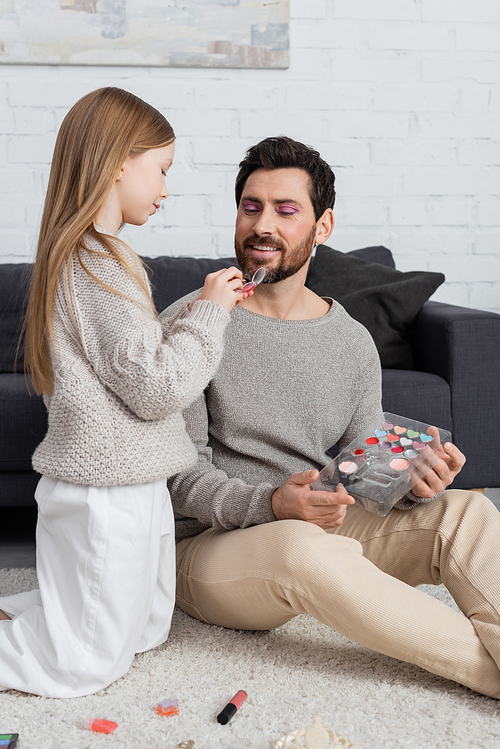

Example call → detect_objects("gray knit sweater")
166 290 386 540
32 236 230 486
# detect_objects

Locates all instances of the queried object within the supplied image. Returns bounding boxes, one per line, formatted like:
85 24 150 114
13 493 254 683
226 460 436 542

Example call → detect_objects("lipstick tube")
216 690 247 724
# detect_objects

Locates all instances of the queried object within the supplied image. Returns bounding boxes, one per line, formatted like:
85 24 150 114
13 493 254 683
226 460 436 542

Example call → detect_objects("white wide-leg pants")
0 475 175 698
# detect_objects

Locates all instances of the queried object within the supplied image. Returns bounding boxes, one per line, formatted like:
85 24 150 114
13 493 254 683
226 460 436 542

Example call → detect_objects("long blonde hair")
24 87 175 395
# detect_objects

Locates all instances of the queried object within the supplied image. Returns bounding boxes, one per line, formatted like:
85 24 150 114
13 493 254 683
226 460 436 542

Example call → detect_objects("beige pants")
176 490 500 698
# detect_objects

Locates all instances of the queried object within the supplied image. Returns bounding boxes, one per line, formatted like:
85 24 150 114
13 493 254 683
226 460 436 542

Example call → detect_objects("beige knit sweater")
166 289 383 540
32 234 230 486
166 289 434 541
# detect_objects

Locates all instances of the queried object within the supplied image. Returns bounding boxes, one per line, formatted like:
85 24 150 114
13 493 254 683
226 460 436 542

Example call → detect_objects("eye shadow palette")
312 412 451 516
0 736 18 748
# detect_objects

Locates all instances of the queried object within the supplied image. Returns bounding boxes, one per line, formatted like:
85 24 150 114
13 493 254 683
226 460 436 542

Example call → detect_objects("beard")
235 224 317 284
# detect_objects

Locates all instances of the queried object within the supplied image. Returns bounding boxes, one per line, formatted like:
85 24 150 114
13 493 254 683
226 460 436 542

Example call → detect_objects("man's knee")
176 520 364 629
431 489 500 559
438 489 497 524
265 519 363 583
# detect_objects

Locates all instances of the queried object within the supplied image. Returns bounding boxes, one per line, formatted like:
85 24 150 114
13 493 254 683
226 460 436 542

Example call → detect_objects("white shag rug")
1 568 500 749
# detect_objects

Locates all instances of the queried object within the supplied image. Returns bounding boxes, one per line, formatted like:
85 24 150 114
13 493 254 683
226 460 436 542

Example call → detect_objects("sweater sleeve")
337 332 383 452
395 489 444 510
168 391 277 531
59 245 230 420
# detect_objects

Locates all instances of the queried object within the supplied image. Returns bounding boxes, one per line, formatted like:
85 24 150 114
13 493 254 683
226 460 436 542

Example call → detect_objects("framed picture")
0 0 290 68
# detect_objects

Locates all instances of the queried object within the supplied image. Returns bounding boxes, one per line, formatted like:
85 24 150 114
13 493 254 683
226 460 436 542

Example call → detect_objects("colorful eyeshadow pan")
339 461 358 475
420 434 433 442
407 430 420 439
391 445 404 454
404 449 419 459
381 422 394 430
378 441 391 450
366 437 379 445
387 433 399 442
374 429 387 438
413 441 426 451
390 458 409 471
400 437 413 447
394 426 407 435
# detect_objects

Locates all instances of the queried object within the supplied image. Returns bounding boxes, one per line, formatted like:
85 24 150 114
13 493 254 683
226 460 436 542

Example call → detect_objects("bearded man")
163 136 500 699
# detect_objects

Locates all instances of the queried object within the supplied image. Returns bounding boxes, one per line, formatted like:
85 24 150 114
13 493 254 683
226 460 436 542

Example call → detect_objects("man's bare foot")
0 609 11 621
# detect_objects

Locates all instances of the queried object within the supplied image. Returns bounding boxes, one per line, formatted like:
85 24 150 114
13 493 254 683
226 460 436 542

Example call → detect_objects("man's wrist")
395 489 444 510
270 487 281 520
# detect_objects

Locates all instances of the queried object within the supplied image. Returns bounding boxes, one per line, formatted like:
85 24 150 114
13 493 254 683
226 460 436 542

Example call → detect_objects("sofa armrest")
413 301 500 489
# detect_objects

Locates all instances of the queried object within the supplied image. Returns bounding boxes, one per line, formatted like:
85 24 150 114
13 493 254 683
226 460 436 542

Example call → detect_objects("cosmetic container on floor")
84 717 120 734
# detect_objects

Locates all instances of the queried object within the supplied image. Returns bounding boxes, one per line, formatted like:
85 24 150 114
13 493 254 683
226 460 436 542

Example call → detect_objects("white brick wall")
0 0 498 314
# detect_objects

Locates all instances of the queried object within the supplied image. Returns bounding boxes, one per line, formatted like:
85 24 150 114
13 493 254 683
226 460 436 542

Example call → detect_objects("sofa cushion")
305 244 445 369
0 263 31 374
0 374 47 471
343 245 396 269
381 369 452 432
0 472 40 507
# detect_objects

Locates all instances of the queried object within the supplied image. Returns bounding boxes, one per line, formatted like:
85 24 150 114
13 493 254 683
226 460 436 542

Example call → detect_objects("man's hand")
271 469 356 530
410 426 466 499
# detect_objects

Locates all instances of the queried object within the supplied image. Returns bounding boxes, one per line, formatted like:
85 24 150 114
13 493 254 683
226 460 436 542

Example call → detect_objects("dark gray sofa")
1 245 499 508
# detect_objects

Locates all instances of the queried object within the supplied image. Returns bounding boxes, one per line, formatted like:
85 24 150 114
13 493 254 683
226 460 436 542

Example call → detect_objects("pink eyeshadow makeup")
390 458 410 471
339 461 358 475
391 445 404 454
276 204 300 215
242 201 261 212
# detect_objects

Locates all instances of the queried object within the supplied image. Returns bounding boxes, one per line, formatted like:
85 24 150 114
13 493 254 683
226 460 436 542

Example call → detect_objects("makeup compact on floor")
312 412 451 516
0 736 18 748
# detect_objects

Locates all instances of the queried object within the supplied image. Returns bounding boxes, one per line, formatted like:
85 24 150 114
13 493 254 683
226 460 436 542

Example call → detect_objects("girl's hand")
189 267 252 313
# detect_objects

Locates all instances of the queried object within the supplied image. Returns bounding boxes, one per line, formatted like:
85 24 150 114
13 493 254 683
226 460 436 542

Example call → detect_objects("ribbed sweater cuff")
187 299 230 332
262 487 279 524
395 489 444 510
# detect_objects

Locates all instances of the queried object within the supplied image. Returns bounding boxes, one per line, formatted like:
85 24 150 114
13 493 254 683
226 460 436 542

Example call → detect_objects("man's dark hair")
235 136 336 221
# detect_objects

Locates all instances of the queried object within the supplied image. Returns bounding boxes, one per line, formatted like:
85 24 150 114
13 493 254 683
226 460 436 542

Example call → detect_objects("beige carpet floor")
1 568 500 749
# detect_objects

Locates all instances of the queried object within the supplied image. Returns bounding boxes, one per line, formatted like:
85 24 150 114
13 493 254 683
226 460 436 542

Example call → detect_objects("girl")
0 87 247 697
